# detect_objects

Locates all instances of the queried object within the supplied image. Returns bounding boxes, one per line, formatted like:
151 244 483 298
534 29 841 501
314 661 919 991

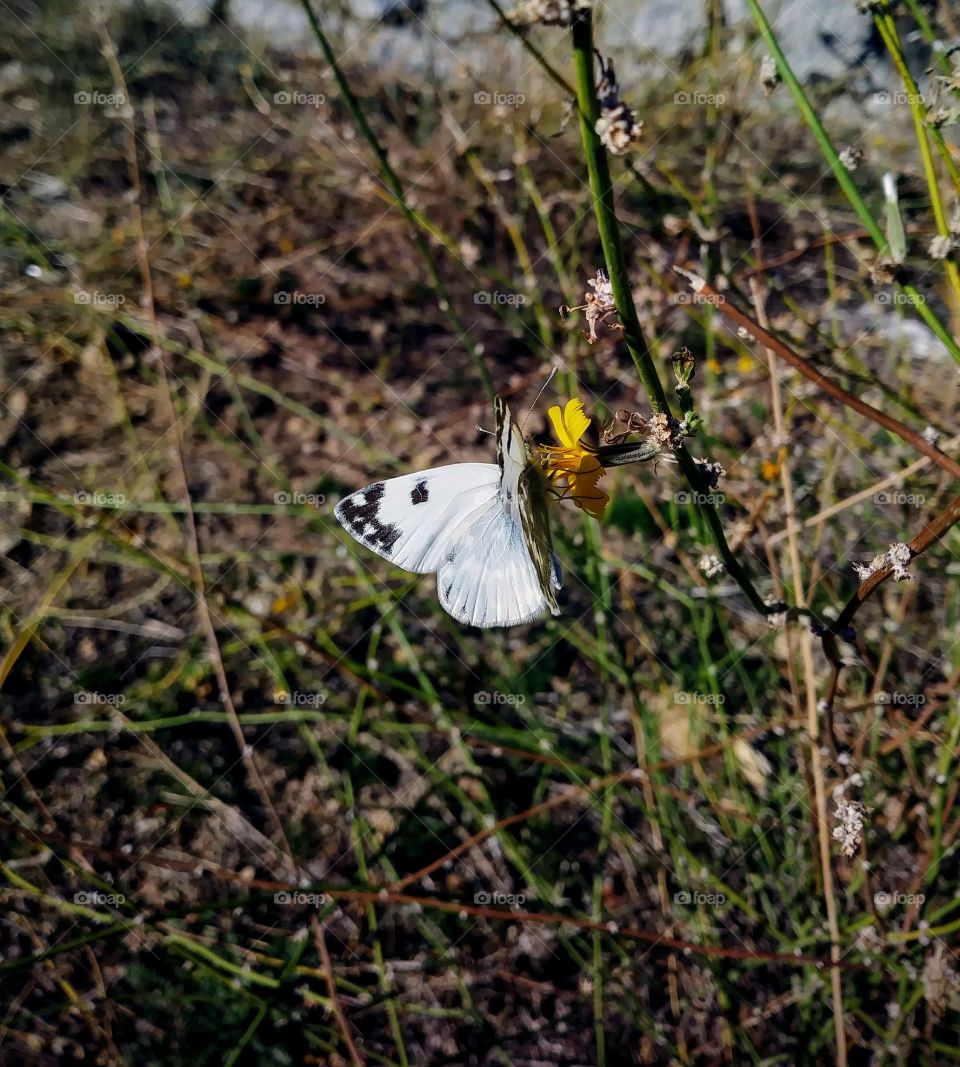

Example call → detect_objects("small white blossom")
699 554 724 578
648 412 682 450
839 145 863 172
852 553 886 581
831 775 870 857
852 542 912 583
888 541 912 581
928 234 954 260
594 55 643 155
562 268 620 343
760 54 780 95
587 269 613 305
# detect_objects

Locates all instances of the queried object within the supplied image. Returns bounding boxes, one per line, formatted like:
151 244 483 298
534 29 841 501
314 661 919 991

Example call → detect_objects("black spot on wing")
337 482 402 555
411 479 429 505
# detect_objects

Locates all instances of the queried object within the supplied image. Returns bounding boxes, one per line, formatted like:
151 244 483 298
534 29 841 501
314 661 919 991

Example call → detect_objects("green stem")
873 3 960 306
297 0 494 398
570 11 768 614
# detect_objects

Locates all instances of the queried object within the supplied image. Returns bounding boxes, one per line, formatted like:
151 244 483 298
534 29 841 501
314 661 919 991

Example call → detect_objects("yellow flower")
539 398 609 519
761 458 781 481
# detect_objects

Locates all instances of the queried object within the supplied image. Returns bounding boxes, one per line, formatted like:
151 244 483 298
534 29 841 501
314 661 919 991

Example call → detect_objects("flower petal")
547 403 571 448
560 398 591 446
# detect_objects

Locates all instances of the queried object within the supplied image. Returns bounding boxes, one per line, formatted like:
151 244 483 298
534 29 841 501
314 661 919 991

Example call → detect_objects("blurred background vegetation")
2 0 960 1063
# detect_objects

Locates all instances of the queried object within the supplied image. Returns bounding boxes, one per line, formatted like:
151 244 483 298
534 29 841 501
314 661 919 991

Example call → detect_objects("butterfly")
335 396 561 627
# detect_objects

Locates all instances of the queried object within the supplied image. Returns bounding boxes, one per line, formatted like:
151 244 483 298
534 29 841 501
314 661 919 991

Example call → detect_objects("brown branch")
310 916 364 1067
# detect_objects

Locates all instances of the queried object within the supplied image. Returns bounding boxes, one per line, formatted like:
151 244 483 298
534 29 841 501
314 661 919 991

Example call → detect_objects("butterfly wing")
335 398 561 628
495 395 561 611
335 464 501 573
436 495 557 626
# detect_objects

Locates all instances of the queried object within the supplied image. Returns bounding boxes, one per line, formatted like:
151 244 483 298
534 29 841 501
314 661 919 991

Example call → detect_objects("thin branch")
310 916 365 1067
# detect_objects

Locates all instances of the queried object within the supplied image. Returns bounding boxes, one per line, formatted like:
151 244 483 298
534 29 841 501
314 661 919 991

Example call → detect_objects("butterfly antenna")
476 424 495 436
521 367 558 432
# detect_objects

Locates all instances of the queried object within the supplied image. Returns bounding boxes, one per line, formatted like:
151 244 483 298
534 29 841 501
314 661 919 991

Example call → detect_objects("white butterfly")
335 396 561 627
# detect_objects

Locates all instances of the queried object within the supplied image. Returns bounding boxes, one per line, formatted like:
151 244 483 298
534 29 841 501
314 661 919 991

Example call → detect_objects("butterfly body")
335 397 561 627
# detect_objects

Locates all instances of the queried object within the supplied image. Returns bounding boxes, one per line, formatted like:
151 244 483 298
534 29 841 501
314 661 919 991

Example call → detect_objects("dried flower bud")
839 145 863 171
594 55 643 155
928 234 954 260
699 554 724 578
760 54 780 95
